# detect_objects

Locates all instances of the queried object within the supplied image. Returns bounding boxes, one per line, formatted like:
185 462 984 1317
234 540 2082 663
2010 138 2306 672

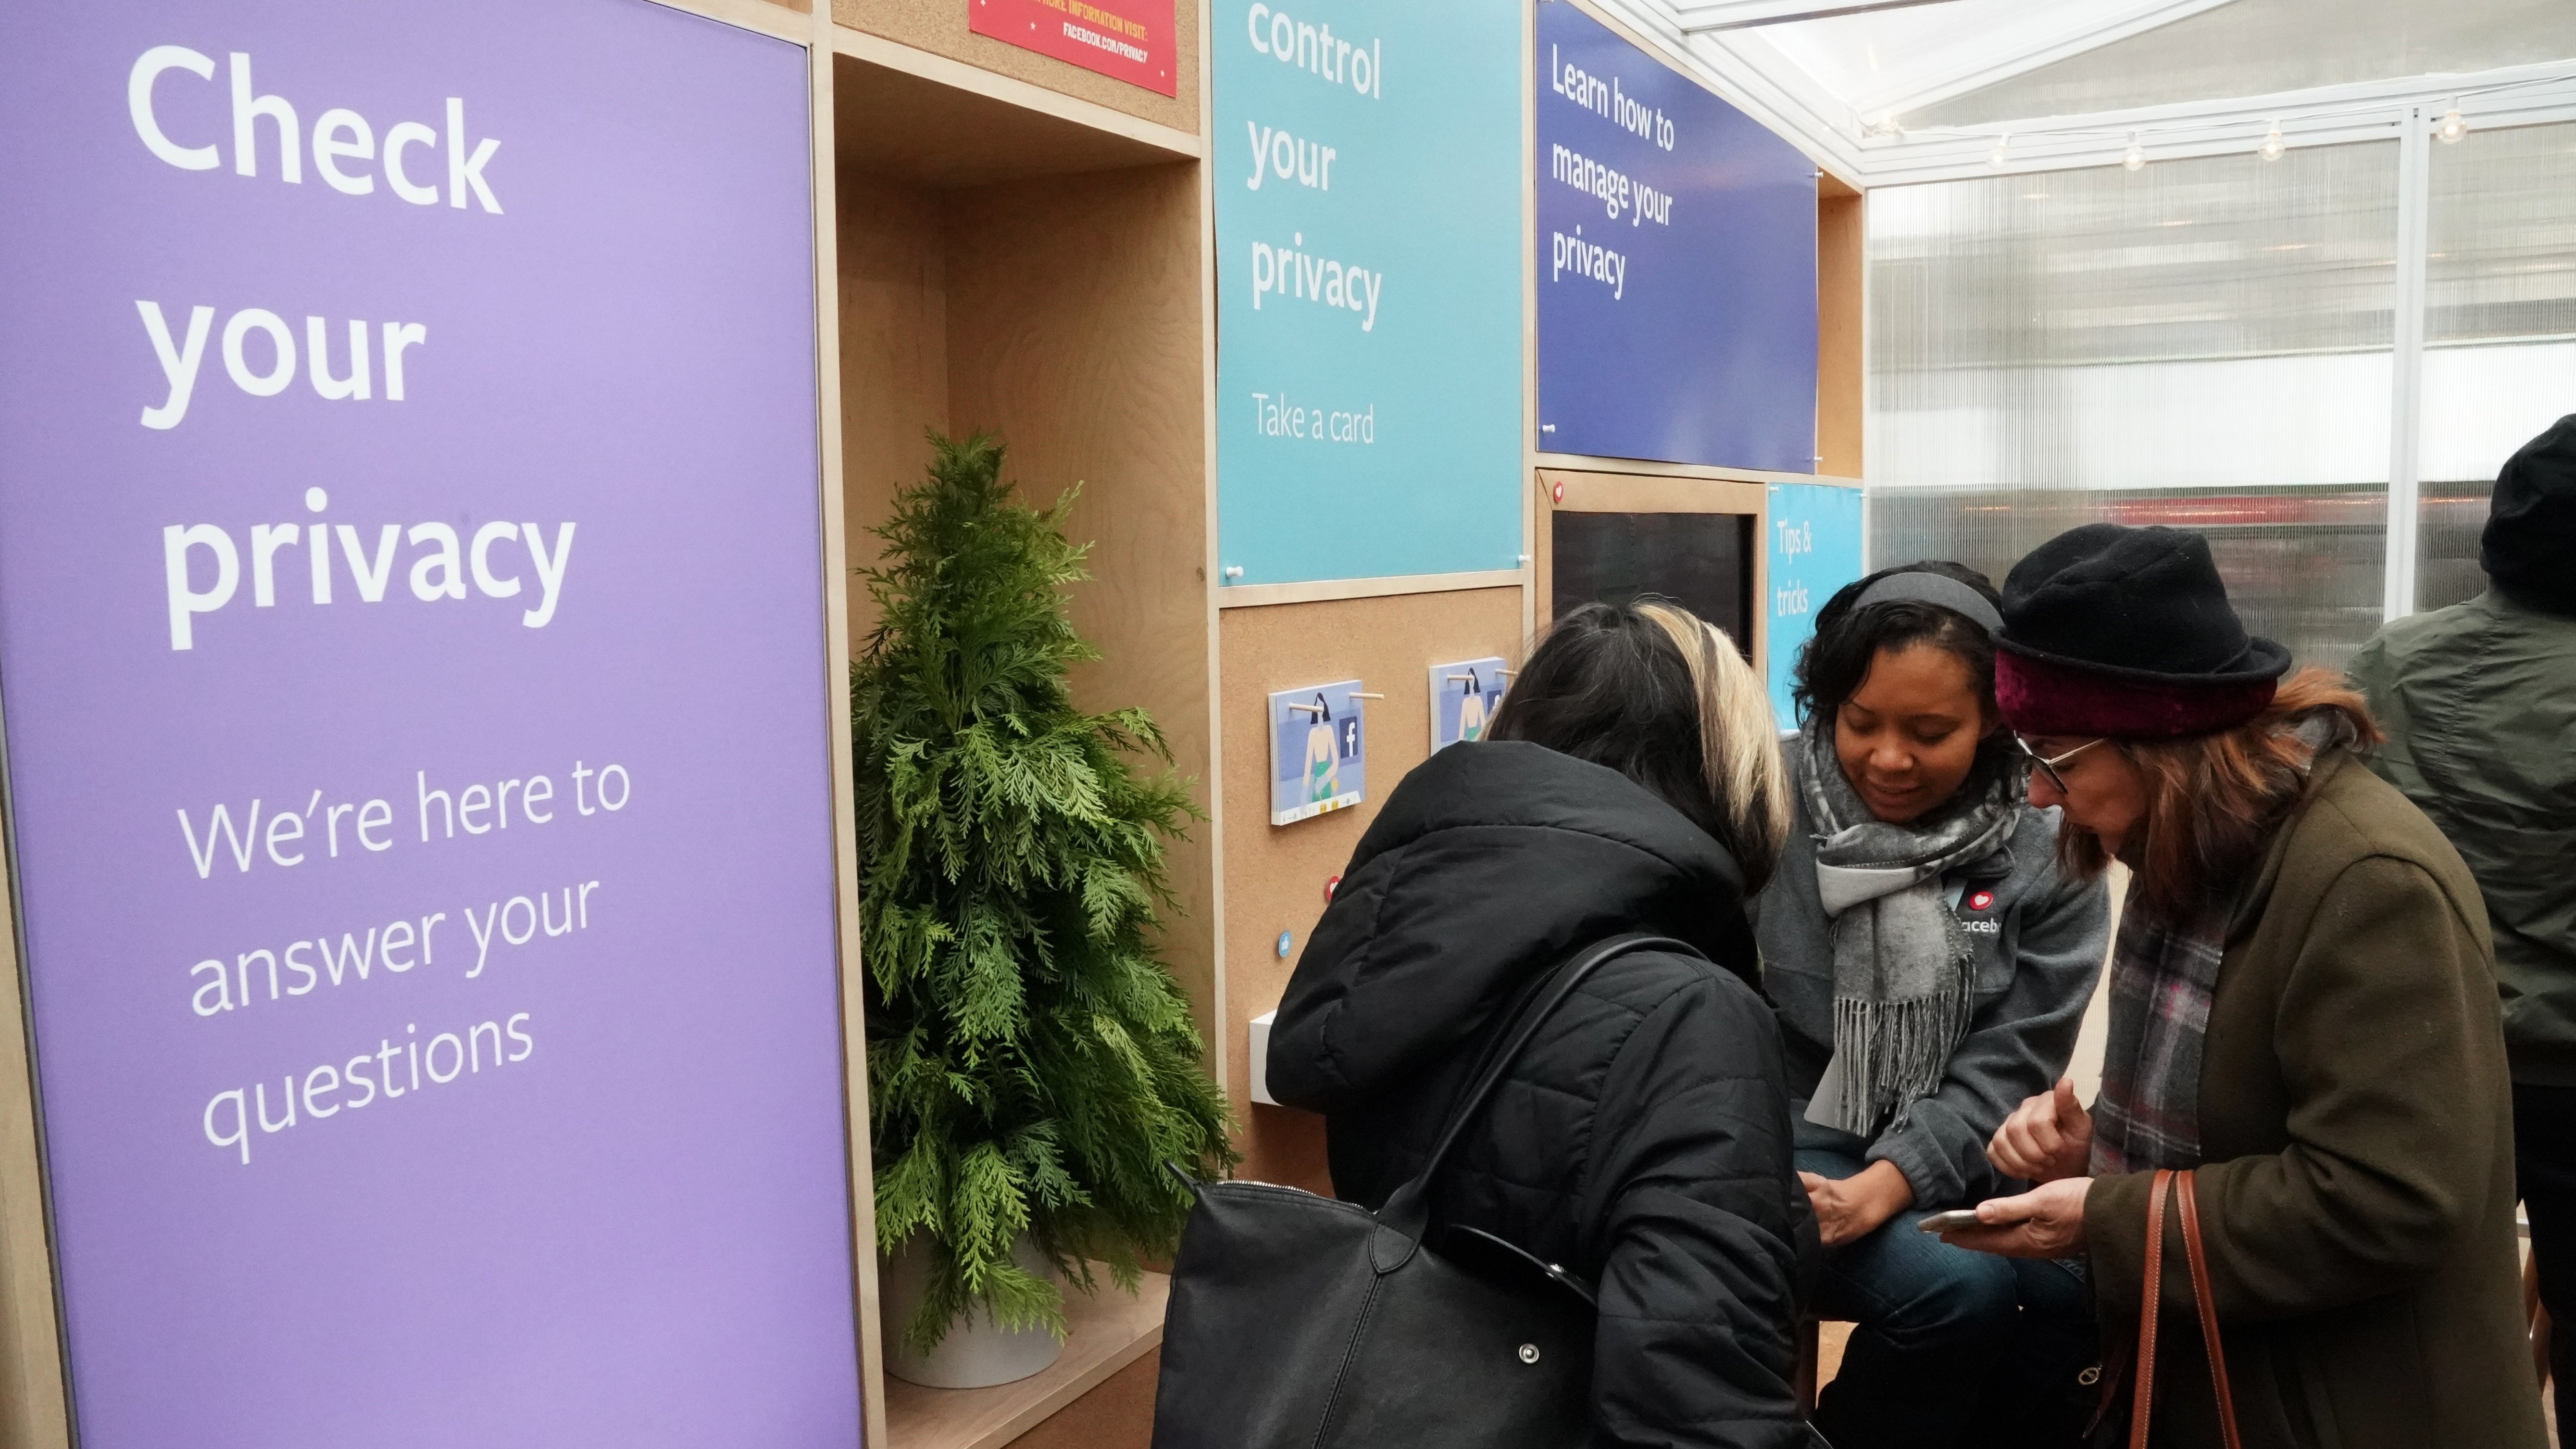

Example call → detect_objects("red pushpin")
1551 480 1564 504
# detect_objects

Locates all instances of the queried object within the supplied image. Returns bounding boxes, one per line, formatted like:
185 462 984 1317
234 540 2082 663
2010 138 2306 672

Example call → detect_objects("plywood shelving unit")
831 40 1215 1044
882 1271 1170 1449
1225 159 1870 1213
1817 174 1867 481
826 20 1214 1448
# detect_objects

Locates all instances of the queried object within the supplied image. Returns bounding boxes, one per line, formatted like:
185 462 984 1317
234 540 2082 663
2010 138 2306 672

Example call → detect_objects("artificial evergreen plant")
854 431 1235 1354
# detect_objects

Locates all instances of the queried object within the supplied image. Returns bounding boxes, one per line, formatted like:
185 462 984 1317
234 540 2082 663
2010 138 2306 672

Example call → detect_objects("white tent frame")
1588 0 2576 182
1576 0 2576 620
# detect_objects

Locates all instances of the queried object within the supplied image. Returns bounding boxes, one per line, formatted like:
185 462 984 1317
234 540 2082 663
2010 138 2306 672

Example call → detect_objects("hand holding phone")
1918 1180 2093 1258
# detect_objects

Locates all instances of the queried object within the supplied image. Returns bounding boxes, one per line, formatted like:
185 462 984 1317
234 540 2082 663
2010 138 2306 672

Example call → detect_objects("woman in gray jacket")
1754 562 2110 1449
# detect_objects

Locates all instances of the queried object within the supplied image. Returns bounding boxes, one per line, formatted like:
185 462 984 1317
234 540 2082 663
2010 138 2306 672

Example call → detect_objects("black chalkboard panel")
1551 511 1753 651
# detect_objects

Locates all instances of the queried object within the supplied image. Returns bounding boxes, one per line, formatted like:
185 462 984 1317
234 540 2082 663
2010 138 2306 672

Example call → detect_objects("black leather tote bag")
1150 935 1689 1449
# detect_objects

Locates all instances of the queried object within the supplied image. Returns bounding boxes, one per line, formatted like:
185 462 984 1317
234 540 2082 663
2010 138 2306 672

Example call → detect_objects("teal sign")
1766 483 1864 731
1214 0 1524 585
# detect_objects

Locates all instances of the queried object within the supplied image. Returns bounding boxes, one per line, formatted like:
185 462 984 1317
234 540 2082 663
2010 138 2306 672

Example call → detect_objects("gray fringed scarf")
1799 718 2018 1139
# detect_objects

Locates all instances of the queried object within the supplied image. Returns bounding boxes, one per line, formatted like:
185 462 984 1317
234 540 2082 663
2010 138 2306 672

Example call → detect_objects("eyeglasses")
2017 735 2105 795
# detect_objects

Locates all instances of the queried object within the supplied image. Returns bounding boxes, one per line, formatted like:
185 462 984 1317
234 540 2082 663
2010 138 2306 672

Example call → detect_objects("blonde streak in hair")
1701 619 1791 874
1635 605 1719 791
1638 605 1790 880
1638 603 1730 812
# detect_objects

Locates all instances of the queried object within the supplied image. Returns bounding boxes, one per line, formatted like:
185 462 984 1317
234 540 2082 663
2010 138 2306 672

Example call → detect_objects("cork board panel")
1817 176 1864 481
835 0 1201 136
944 163 1217 1047
1218 587 1526 1192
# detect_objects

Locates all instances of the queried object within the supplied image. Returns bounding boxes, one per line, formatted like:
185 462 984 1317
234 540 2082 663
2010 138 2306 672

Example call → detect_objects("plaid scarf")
2088 713 2357 1176
2088 906 2226 1174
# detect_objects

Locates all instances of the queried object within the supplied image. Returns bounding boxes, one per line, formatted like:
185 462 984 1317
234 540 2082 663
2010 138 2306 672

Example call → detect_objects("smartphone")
1916 1209 1984 1234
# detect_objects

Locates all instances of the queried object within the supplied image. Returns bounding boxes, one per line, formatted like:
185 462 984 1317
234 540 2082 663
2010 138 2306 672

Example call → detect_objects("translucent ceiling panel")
1904 0 2576 129
1870 141 2397 672
2418 120 2576 610
1753 0 2128 121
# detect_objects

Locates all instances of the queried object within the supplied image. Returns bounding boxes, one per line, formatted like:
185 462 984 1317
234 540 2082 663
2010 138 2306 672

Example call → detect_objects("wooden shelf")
882 1271 1169 1449
832 52 1189 190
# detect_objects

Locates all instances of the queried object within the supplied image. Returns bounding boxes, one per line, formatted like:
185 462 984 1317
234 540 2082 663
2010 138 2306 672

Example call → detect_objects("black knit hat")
1993 524 2290 739
2483 414 2576 617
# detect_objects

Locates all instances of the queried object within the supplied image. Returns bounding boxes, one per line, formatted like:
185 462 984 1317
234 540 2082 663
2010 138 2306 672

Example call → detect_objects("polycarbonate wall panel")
1903 0 2576 130
1869 142 2398 673
2419 120 2576 610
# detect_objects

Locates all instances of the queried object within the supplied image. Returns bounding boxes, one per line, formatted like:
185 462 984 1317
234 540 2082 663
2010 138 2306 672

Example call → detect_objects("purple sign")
1535 0 1818 472
0 3 861 1447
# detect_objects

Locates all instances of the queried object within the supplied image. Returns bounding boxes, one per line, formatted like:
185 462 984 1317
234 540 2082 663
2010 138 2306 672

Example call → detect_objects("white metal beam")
1673 0 1964 32
1843 0 2245 122
1852 60 2576 185
2384 106 2431 622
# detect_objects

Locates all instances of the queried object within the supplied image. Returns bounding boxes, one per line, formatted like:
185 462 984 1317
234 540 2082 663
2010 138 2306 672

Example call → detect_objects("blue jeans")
1800 1144 2095 1449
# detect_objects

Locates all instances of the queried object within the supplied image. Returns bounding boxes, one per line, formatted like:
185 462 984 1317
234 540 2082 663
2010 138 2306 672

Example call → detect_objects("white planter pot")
879 1235 1065 1390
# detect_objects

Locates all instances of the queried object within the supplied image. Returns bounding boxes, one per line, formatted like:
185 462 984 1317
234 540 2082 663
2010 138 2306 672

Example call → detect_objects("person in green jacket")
1944 523 2545 1449
2349 413 2576 1427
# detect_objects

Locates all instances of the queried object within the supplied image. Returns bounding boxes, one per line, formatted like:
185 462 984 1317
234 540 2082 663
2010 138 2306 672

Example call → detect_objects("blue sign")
1766 482 1864 731
1215 0 1524 585
1536 1 1818 472
1269 680 1369 825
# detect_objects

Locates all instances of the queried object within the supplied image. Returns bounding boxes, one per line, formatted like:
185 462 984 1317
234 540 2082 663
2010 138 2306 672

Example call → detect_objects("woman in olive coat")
1943 523 2548 1449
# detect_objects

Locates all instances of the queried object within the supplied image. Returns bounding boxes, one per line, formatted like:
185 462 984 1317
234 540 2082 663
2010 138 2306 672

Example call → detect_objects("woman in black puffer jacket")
1269 600 1819 1449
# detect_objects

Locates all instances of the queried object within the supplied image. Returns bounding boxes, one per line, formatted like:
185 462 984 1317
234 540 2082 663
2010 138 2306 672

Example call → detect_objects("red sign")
969 0 1177 97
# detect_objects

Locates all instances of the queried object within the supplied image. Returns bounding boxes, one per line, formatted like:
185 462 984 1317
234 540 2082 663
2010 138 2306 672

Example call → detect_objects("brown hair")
2058 668 2382 922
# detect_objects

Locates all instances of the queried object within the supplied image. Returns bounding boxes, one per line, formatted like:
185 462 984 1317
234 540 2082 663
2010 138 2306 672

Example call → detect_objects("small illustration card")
1269 680 1366 825
1428 657 1510 752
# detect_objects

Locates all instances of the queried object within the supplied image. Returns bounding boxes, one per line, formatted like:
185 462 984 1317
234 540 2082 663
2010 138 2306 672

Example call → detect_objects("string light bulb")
2122 132 2146 172
2437 105 2469 144
1988 134 2010 169
2259 120 2286 162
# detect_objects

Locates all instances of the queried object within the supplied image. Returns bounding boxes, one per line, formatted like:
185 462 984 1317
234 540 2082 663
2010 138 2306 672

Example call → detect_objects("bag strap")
2126 1168 2244 1449
1372 934 1698 1263
2177 1172 2244 1449
2127 1169 2172 1449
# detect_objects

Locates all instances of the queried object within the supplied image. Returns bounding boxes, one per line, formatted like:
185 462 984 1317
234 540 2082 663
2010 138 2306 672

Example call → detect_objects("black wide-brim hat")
1994 523 2291 739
